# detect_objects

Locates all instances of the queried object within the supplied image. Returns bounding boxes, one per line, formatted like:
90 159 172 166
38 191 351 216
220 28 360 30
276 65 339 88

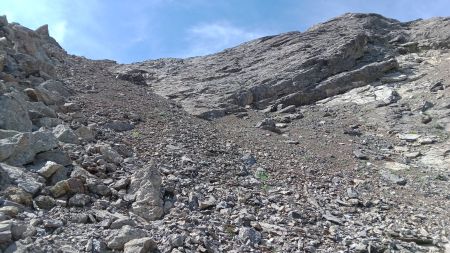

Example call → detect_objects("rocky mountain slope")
113 13 450 119
0 13 449 253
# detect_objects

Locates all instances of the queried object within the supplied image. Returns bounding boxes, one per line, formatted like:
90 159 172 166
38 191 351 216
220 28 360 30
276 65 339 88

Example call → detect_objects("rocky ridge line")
113 13 450 119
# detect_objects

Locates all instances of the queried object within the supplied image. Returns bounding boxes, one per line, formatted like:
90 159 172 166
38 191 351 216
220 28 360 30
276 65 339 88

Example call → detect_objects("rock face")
112 13 450 119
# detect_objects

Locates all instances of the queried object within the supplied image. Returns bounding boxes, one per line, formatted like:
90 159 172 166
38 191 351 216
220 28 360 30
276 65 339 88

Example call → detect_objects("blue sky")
1 0 449 63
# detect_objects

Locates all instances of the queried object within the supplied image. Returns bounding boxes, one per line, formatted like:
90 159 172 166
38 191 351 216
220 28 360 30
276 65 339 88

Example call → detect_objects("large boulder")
35 80 71 105
0 130 59 166
124 237 157 253
53 124 79 144
0 92 32 132
0 163 45 195
106 225 147 250
128 163 164 221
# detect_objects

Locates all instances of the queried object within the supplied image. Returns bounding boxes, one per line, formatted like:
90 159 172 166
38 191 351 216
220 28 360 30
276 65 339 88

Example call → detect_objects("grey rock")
277 105 296 113
104 120 134 132
36 117 63 128
420 101 434 112
34 195 56 210
36 80 71 105
169 234 185 248
241 153 257 167
398 133 421 142
27 101 57 119
0 230 12 244
110 218 136 230
53 124 79 144
70 213 89 224
37 161 63 178
123 237 157 253
87 181 111 196
199 196 216 210
111 178 130 190
381 170 407 185
35 149 72 166
353 150 368 160
50 180 69 197
1 130 59 166
98 144 123 164
113 144 133 158
116 69 150 86
128 163 164 221
0 163 44 194
256 118 280 133
68 194 91 207
48 164 70 185
0 222 11 232
106 225 147 250
70 166 96 180
43 219 63 228
0 92 32 132
74 125 95 142
11 221 34 240
61 102 80 113
238 227 261 244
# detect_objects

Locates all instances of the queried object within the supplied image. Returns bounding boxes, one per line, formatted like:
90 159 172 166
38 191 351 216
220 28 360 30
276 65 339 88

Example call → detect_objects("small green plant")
255 169 270 193
224 224 235 236
131 130 141 138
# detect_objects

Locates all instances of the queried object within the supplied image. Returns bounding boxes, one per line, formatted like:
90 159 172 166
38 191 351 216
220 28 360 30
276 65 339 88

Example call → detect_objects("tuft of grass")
131 130 141 138
255 169 270 193
224 224 235 236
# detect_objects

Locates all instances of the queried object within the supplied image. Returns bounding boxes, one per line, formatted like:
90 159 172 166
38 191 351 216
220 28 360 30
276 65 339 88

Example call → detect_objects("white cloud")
183 22 265 57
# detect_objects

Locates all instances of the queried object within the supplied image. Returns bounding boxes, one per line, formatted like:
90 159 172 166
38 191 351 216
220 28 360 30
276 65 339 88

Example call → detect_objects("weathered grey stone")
1 130 58 166
35 149 72 166
3 187 32 206
381 170 407 185
10 221 34 240
50 180 69 197
74 126 95 142
36 80 71 105
0 230 12 244
104 120 134 132
53 124 79 144
0 163 44 195
109 218 136 230
68 194 91 207
0 206 19 218
27 101 57 119
43 219 63 228
98 145 123 164
61 102 80 113
37 161 63 178
238 227 261 244
106 225 147 250
87 180 111 196
34 195 56 210
128 164 164 221
35 117 63 128
123 237 157 253
0 92 32 131
169 234 185 248
255 118 280 133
